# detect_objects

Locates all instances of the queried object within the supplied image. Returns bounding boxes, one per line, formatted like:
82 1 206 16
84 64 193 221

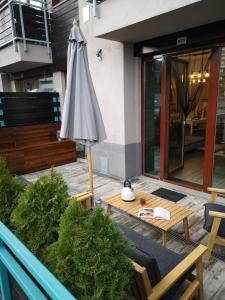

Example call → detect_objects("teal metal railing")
0 221 76 300
86 0 105 17
0 0 51 54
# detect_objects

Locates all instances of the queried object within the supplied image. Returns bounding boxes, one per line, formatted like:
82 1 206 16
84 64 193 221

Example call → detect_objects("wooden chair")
70 191 93 209
132 244 207 300
204 187 225 259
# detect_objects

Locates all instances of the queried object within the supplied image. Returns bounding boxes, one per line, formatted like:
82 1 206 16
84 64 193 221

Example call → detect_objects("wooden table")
105 191 193 247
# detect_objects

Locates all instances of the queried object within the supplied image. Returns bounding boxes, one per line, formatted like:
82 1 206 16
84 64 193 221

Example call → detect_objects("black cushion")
115 222 192 300
204 203 225 237
127 246 161 288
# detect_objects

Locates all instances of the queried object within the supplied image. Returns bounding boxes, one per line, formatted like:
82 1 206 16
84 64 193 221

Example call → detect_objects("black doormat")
151 188 186 202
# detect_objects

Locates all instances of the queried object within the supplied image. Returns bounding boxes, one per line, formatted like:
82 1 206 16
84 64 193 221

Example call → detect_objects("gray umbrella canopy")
60 25 106 146
60 24 107 195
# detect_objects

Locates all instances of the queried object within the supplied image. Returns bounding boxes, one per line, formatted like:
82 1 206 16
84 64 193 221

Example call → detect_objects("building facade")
1 0 225 191
79 0 225 192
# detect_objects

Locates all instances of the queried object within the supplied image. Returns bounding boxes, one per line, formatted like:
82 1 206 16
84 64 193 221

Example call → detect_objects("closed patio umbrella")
60 20 106 194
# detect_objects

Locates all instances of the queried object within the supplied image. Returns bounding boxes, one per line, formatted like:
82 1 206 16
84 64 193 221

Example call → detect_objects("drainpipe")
93 0 96 17
43 0 51 56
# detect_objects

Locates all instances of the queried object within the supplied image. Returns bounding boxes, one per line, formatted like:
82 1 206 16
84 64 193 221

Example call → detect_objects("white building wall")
123 43 142 177
79 0 130 179
80 8 125 145
79 0 143 179
94 0 201 37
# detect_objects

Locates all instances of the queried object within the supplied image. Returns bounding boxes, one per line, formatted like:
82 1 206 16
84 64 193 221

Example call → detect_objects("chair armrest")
70 191 93 202
70 192 93 209
148 245 207 300
209 210 225 219
208 187 225 194
207 187 225 203
132 260 152 296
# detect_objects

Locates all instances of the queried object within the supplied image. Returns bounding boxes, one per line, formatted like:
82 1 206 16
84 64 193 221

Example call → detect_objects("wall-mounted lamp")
96 49 103 61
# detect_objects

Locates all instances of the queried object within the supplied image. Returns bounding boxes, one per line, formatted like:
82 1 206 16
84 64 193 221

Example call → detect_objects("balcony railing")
0 221 76 300
86 0 106 17
0 0 51 54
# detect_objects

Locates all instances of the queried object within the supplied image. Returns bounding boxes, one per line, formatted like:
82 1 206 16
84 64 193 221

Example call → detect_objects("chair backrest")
132 260 152 300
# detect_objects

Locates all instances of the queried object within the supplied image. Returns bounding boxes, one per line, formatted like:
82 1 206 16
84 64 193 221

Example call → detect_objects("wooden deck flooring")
23 160 225 300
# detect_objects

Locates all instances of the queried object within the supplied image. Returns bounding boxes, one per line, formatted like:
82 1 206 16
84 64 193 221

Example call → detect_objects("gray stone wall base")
92 142 141 180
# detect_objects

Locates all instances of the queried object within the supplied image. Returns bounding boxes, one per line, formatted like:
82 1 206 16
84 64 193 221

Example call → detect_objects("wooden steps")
0 123 77 174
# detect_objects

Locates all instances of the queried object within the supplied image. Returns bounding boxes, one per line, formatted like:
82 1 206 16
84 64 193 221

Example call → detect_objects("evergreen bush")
46 200 133 300
0 158 24 228
11 169 68 262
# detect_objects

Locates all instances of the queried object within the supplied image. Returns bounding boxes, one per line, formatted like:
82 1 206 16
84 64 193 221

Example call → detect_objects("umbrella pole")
87 147 94 195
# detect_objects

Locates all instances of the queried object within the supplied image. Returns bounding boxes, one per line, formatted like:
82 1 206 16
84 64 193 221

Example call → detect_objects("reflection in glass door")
143 58 162 176
166 50 211 186
213 47 225 188
167 58 187 175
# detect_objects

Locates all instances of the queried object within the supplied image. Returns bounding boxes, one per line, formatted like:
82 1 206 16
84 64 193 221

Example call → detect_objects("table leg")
190 123 193 136
162 231 167 247
183 217 190 241
107 204 112 215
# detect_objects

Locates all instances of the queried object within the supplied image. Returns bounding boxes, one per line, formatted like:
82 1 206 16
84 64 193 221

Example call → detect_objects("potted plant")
46 200 133 299
0 158 24 228
11 169 69 262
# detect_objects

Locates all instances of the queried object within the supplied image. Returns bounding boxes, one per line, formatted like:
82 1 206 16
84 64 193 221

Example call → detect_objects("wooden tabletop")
105 191 193 232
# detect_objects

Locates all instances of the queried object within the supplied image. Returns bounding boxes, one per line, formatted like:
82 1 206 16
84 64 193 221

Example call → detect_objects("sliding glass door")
166 50 212 186
142 48 223 191
167 57 187 175
143 57 162 176
213 47 225 188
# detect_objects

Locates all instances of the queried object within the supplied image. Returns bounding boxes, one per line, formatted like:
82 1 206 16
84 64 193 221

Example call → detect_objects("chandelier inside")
189 71 210 83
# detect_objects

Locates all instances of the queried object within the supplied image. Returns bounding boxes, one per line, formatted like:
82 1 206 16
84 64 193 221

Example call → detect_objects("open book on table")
138 207 170 221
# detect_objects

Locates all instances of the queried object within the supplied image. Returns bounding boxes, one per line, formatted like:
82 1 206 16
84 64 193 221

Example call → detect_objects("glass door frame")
142 47 222 192
202 48 221 191
141 54 164 179
164 56 189 177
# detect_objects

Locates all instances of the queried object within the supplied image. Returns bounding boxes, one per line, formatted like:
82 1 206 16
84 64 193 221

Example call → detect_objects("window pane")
143 59 162 176
213 47 225 188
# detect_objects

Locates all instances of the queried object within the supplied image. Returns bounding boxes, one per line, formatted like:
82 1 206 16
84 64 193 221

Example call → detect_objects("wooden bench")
0 123 77 174
115 223 207 300
132 245 207 300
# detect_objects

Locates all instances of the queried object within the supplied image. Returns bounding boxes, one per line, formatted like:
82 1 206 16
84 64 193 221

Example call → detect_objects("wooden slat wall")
0 123 77 174
52 0 79 70
0 6 12 46
0 92 60 127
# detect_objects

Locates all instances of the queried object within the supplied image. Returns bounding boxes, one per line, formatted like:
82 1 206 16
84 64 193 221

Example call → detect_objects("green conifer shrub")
11 169 68 262
0 158 24 228
46 200 133 300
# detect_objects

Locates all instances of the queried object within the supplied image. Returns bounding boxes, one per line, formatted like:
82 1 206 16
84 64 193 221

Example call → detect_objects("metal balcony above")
0 0 52 73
